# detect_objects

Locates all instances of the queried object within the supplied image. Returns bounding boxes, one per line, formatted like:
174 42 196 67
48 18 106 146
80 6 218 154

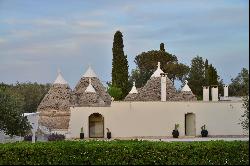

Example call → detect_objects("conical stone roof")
37 71 72 129
179 80 197 101
54 70 68 84
85 78 96 93
136 76 177 101
135 62 178 101
124 63 197 101
181 80 191 92
71 66 111 107
124 82 140 101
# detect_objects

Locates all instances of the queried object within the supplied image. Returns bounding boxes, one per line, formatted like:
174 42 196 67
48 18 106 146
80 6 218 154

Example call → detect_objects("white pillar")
23 112 39 143
161 73 166 101
224 85 228 97
203 86 209 101
211 86 218 101
32 131 36 143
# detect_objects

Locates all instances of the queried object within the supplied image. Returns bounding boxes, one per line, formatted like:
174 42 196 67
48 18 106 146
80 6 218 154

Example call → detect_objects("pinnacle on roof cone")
129 82 138 94
83 65 97 78
181 80 192 92
85 78 96 93
53 69 68 84
151 62 164 77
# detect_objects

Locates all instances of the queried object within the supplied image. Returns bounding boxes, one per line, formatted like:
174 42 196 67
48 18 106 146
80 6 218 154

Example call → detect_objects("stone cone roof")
136 76 178 101
124 61 197 101
124 88 142 101
179 80 197 101
38 84 72 112
37 71 72 130
178 91 197 101
125 77 197 101
37 84 72 130
72 77 111 107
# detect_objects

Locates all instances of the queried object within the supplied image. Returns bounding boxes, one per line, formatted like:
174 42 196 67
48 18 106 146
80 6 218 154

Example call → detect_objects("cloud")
8 29 37 38
74 20 106 29
0 38 6 43
33 19 67 26
122 5 136 12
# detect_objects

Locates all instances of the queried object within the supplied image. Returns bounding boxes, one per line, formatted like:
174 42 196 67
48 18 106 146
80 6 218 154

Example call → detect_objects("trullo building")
37 63 248 139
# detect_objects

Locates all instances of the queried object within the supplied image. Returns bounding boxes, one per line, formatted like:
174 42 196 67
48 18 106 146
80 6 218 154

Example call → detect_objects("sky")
0 0 249 89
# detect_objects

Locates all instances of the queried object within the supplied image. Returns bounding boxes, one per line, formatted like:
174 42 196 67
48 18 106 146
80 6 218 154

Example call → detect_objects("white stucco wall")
68 101 247 138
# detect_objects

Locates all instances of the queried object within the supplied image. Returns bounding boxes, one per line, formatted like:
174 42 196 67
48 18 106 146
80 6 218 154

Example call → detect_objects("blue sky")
0 0 249 89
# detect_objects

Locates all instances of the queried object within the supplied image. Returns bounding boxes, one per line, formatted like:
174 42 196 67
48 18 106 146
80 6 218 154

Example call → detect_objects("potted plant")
80 127 84 139
106 128 111 139
172 124 179 138
201 125 208 137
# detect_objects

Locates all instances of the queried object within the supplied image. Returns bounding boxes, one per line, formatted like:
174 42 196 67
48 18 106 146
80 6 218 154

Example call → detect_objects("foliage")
12 82 51 113
111 31 129 100
131 43 189 87
0 82 51 113
0 140 248 165
201 125 206 130
0 89 31 136
23 135 37 141
107 85 123 101
187 57 223 100
241 96 249 131
129 68 152 88
80 127 84 133
229 68 249 96
47 133 65 141
174 124 179 130
187 56 206 99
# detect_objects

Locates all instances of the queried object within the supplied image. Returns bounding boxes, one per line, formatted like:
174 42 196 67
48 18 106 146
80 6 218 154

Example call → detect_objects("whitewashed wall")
68 101 247 138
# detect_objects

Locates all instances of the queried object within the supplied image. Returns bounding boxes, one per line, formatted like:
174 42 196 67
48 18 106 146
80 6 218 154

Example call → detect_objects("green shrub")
47 133 65 141
0 140 248 165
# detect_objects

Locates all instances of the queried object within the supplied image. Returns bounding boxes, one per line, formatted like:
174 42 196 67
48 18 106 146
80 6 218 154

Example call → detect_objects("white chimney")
160 73 166 101
224 85 228 97
203 86 209 101
211 86 218 101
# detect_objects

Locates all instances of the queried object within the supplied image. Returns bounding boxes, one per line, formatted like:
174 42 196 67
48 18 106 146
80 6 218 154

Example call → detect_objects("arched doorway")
89 113 104 138
185 113 196 136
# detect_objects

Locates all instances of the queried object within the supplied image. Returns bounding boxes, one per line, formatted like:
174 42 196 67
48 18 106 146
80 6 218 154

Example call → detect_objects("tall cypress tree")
111 31 129 100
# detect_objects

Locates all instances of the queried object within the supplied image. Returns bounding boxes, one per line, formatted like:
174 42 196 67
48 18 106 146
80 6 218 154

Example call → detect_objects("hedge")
0 140 248 165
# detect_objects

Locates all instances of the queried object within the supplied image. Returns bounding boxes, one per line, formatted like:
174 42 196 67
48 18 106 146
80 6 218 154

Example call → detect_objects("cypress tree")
111 31 129 100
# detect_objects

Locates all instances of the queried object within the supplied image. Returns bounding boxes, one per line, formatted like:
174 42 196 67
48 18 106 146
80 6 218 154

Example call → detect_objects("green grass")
0 140 248 165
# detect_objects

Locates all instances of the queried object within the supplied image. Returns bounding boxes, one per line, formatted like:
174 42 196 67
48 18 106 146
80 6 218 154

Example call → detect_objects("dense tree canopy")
187 57 223 100
229 68 249 96
107 85 123 101
0 82 50 113
187 56 205 99
111 31 129 100
0 89 31 136
131 43 189 88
